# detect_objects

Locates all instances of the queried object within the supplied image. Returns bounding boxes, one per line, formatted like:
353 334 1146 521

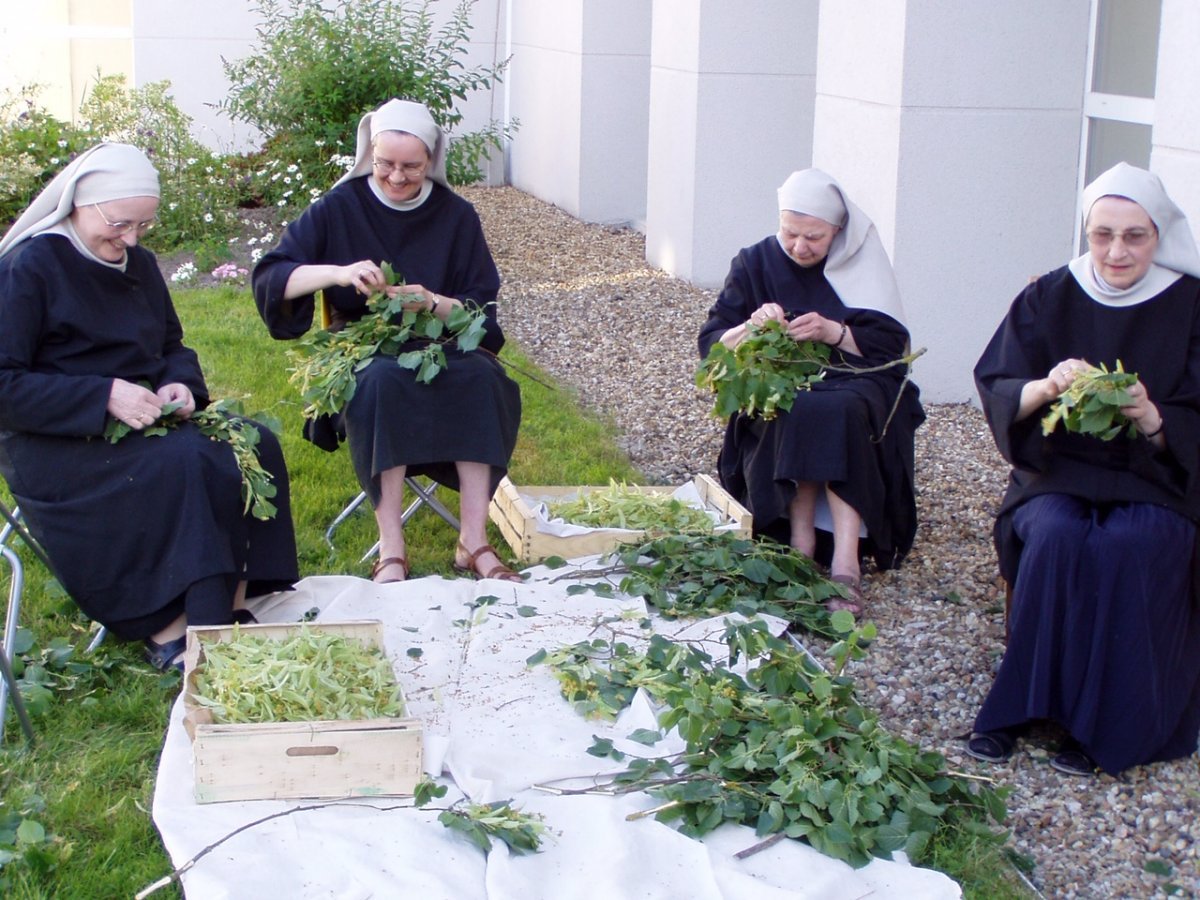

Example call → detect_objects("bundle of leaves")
547 480 715 533
531 618 1007 868
190 626 404 723
558 532 841 638
414 781 550 855
1041 360 1140 441
103 397 279 520
5 626 122 718
696 320 830 420
287 264 488 418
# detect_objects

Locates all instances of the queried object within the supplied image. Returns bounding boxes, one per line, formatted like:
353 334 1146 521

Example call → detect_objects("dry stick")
733 832 787 859
134 800 412 899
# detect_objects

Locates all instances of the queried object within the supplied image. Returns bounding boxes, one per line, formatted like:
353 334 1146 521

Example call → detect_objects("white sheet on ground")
151 564 960 899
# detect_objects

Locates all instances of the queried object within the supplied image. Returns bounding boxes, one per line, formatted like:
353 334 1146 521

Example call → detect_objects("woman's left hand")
394 283 451 317
786 311 837 344
1120 381 1164 439
156 383 196 419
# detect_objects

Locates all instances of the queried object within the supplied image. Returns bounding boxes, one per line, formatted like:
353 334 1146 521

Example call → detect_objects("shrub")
219 0 514 191
0 87 90 233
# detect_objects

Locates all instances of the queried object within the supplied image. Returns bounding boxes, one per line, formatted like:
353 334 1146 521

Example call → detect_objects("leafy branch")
287 262 489 418
103 396 279 520
530 618 1008 869
550 532 843 638
1041 360 1139 441
413 780 550 855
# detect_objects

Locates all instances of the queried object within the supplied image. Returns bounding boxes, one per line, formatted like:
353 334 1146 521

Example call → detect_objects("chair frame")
325 477 460 563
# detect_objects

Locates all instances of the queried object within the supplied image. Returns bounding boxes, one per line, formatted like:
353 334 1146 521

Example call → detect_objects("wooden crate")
489 474 752 564
182 621 423 804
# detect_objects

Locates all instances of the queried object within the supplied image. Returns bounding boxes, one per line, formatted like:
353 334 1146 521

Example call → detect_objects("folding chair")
325 478 461 562
314 292 461 560
0 503 106 746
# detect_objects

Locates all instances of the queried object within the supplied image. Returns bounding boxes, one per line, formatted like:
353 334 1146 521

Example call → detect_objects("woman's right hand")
338 260 389 296
1016 358 1088 420
107 379 163 430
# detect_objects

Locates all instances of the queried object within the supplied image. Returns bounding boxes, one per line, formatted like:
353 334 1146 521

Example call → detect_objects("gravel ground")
462 185 1200 899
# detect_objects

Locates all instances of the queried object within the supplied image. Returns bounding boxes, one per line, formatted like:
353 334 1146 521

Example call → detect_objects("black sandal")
231 609 258 625
143 634 187 673
1051 740 1097 777
966 730 1015 763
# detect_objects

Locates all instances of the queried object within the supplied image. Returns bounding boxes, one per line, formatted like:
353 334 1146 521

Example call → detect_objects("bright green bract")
547 480 715 533
191 626 404 724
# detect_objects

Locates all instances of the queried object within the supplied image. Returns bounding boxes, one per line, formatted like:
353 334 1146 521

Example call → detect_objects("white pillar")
1152 0 1200 230
506 0 651 224
814 0 1091 402
645 0 818 287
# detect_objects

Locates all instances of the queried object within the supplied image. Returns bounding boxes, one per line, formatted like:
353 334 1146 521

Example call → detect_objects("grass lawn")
0 286 1028 898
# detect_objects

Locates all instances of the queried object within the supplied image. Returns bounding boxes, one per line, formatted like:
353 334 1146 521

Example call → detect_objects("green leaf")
627 728 661 746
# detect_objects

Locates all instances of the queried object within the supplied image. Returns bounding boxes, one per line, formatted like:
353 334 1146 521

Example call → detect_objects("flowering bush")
170 261 198 284
219 0 514 188
0 87 91 231
211 262 249 284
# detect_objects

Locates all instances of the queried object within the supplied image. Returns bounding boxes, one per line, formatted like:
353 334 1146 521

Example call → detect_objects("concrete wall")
644 0 819 287
815 0 1091 403
1152 0 1200 231
506 0 650 223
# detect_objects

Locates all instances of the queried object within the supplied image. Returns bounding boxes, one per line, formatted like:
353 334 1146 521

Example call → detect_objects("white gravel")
465 185 1200 899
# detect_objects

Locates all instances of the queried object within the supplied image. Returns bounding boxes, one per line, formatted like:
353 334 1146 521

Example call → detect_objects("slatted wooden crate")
182 621 422 804
489 474 752 564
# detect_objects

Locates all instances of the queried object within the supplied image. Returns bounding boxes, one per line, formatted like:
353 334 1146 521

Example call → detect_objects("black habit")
253 178 520 503
0 235 298 639
698 237 924 569
974 265 1200 773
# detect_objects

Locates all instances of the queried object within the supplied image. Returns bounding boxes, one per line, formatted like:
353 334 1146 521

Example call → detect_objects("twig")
733 832 786 859
134 800 411 898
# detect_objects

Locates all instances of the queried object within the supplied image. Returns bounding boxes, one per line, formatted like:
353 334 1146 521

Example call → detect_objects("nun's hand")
786 311 835 343
108 379 163 431
1120 381 1164 440
1046 358 1088 398
156 383 196 419
747 303 787 329
341 260 387 296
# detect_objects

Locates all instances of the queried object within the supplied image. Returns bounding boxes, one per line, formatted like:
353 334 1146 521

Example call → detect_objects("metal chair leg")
0 545 35 746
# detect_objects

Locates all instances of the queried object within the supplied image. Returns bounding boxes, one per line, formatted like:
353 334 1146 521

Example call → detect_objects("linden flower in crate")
547 479 715 533
191 627 404 723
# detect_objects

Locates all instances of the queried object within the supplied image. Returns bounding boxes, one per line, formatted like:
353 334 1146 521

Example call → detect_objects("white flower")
263 233 274 243
271 173 281 182
314 140 326 148
286 164 299 173
250 248 264 263
283 176 292 185
57 139 68 148
169 202 179 211
49 157 59 165
276 199 286 207
203 213 214 223
186 157 198 166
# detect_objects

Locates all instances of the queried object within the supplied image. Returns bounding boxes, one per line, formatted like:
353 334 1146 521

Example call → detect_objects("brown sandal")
371 555 409 584
827 574 865 617
453 541 522 582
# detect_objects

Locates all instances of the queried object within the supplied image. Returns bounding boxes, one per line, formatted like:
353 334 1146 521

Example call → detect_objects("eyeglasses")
1085 227 1156 249
372 157 427 179
93 204 156 236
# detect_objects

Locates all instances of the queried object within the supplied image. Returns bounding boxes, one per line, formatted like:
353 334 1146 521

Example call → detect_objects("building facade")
3 0 1196 401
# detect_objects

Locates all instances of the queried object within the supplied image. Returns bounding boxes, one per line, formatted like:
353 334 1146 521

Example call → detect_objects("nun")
698 168 924 613
253 99 521 584
969 162 1200 776
0 143 298 671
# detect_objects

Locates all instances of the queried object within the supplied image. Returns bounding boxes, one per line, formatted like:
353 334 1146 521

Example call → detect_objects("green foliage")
436 800 550 855
219 0 514 188
288 271 490 418
536 618 1008 869
191 626 404 723
5 626 121 719
102 397 280 520
0 87 91 232
564 532 843 638
547 480 715 533
696 321 831 420
1041 360 1140 441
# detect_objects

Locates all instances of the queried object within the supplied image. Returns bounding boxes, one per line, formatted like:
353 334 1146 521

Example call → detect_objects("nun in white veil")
970 162 1200 776
0 143 298 671
252 98 522 585
698 168 925 613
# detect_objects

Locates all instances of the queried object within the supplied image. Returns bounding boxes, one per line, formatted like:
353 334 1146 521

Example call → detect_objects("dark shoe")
143 634 187 673
231 609 258 625
966 730 1015 763
371 555 409 584
1051 741 1097 777
827 574 865 616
